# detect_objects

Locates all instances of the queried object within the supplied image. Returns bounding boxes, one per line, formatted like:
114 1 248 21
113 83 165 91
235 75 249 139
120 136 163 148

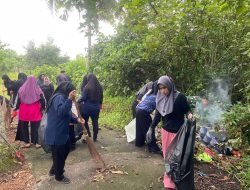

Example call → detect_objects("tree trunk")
86 24 92 71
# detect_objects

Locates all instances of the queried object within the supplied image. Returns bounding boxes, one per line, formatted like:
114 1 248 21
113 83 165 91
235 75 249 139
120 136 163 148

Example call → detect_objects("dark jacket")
41 84 54 104
10 79 26 104
151 93 191 133
78 87 103 115
45 94 78 145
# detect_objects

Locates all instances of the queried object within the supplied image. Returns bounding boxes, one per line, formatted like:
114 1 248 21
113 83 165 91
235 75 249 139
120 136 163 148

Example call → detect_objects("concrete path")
25 128 165 190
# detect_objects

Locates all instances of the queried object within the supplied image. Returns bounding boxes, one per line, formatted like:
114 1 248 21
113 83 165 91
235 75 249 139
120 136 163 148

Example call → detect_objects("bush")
31 56 87 90
224 103 250 148
0 143 16 172
99 94 133 131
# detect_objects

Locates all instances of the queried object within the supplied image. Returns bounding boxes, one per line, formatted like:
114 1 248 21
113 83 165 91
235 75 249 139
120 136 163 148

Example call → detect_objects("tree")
47 0 117 70
24 38 69 68
90 0 250 99
0 41 24 76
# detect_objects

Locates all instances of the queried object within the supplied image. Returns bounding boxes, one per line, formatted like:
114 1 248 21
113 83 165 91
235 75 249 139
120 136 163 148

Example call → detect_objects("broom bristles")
73 100 105 167
86 136 106 167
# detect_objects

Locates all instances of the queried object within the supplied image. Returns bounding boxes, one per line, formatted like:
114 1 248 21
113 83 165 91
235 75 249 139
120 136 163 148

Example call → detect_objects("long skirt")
161 129 176 189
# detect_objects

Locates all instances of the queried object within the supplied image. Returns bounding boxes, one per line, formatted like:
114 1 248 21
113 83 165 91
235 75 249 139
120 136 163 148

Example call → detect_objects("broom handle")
73 100 88 135
73 100 81 118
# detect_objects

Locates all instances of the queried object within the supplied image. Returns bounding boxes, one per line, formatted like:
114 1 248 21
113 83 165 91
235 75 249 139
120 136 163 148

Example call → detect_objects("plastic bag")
165 120 196 190
38 113 51 153
125 118 136 143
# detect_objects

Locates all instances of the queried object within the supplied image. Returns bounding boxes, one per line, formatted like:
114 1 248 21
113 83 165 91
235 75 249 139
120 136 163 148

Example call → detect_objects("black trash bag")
38 113 51 153
165 119 196 190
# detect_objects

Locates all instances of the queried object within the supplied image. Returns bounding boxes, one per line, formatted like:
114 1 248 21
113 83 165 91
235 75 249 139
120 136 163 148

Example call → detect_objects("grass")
99 94 133 131
0 143 17 172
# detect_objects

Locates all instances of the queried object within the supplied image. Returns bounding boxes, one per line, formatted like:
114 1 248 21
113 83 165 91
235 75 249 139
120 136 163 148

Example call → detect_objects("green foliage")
31 56 87 89
99 94 133 131
0 143 17 172
47 0 116 34
58 56 87 89
228 157 250 189
32 64 60 84
224 103 250 148
0 41 24 76
24 39 69 69
91 0 250 100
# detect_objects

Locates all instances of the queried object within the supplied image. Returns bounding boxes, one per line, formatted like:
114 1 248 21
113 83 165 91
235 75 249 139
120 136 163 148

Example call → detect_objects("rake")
73 100 105 168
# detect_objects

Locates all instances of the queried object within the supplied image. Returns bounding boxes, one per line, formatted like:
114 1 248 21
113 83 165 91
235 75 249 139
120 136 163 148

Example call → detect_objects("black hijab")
46 81 75 112
2 74 12 87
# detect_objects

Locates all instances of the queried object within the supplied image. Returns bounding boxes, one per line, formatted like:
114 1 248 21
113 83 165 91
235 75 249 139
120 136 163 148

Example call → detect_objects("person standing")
146 76 193 190
15 76 46 148
37 74 45 87
56 70 71 86
2 74 15 97
41 77 54 105
45 82 84 183
78 73 103 142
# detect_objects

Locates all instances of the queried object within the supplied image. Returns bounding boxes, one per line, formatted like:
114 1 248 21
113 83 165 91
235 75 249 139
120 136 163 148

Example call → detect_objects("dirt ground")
0 122 241 190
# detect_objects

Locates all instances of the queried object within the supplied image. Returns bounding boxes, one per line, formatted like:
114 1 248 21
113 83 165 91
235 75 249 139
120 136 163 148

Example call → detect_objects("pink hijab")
18 75 43 104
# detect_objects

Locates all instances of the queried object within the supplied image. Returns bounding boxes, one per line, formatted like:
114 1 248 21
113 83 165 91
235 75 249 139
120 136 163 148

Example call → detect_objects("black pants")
69 125 76 149
15 120 40 144
82 112 99 140
131 98 139 119
50 140 70 181
135 109 159 151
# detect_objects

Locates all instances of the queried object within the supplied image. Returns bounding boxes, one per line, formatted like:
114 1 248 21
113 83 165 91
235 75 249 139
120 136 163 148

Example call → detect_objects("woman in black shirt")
146 76 193 190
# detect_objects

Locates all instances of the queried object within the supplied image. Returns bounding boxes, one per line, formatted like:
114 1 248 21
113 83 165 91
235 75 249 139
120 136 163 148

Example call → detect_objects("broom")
73 100 105 167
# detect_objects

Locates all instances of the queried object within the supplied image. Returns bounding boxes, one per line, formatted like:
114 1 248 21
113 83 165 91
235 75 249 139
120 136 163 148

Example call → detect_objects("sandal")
35 144 42 148
23 143 31 148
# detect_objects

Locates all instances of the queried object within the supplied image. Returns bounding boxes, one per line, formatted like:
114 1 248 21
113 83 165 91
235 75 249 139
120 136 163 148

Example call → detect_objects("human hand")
146 127 153 143
188 112 193 120
77 117 85 125
69 90 77 101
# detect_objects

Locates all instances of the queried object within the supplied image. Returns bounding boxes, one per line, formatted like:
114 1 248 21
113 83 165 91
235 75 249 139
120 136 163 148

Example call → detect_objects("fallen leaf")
111 170 124 175
219 176 229 181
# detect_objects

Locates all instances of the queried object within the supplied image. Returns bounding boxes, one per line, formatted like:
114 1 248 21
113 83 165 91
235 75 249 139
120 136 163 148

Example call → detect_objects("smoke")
196 78 231 126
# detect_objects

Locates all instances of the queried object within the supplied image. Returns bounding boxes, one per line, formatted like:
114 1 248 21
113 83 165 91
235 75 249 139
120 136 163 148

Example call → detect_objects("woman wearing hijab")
15 75 46 148
2 74 15 97
45 81 84 184
41 76 54 105
11 73 27 103
135 81 161 153
78 73 103 142
132 81 154 118
146 76 193 190
37 74 45 87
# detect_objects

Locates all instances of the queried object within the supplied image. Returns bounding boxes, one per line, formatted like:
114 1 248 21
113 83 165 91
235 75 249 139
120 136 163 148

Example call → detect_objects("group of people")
3 72 193 189
132 76 193 190
2 71 103 184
